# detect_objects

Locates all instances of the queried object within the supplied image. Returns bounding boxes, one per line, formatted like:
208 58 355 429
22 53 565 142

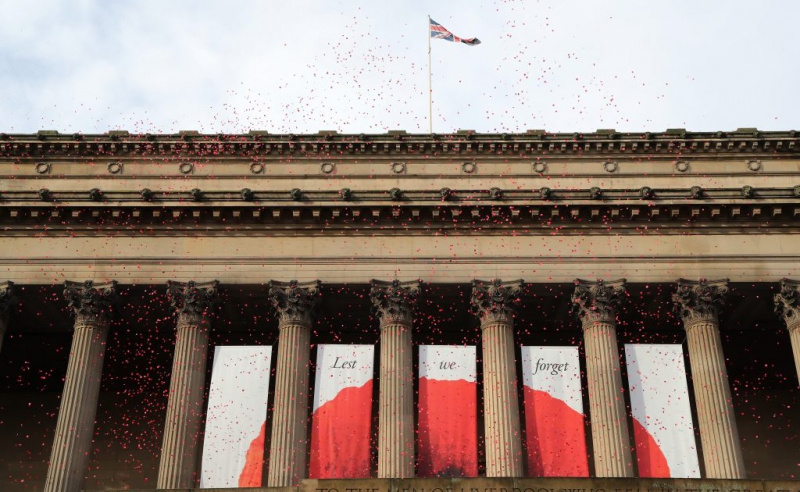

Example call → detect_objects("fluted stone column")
267 280 321 487
44 280 117 492
470 279 524 477
0 281 14 353
572 279 633 477
157 280 219 489
775 278 800 385
673 278 745 479
371 279 420 478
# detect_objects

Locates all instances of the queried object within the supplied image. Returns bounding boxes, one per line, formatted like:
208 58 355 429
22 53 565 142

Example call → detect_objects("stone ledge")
123 477 800 492
1 130 799 158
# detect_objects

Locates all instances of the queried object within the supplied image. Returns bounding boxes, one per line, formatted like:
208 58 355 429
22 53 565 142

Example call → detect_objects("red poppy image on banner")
418 345 478 477
520 346 589 477
309 344 375 479
200 346 272 488
625 344 700 478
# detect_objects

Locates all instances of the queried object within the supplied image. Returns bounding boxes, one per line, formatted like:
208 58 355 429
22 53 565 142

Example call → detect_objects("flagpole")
427 14 433 134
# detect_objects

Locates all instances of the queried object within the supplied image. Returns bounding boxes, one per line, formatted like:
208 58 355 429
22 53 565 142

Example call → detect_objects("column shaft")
685 320 745 478
482 321 523 477
583 321 633 477
377 323 414 477
156 320 210 489
790 327 800 385
44 321 109 492
266 279 319 486
267 322 311 486
775 278 800 385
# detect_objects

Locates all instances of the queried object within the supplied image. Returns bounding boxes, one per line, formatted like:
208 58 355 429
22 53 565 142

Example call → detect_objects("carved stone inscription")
301 478 797 492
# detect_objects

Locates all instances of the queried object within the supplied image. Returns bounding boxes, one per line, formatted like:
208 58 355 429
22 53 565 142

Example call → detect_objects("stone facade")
1 130 799 490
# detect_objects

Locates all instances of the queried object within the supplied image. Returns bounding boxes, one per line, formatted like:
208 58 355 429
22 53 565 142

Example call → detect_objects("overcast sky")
1 0 798 134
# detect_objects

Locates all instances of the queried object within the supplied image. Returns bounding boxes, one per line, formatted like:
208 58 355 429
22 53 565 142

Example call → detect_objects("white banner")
418 345 478 477
200 345 272 488
625 344 700 478
419 345 477 382
520 346 588 477
309 344 375 478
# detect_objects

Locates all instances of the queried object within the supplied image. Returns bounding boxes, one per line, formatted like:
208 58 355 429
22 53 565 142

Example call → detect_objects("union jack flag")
430 18 481 46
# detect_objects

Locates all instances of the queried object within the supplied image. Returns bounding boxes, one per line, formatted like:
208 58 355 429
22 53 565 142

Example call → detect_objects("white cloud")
0 0 798 133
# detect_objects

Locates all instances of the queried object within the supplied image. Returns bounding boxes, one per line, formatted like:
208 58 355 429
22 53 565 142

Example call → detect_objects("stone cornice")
0 129 797 158
166 280 219 326
571 279 626 328
470 279 523 327
63 280 118 327
3 186 800 205
673 278 729 326
2 188 800 235
267 279 321 329
369 279 421 328
775 278 800 331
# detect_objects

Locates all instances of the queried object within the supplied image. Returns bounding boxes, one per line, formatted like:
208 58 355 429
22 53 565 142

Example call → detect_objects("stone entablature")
2 233 799 285
3 130 799 233
1 130 799 287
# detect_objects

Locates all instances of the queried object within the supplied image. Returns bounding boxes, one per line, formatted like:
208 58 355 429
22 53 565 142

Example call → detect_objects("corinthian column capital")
572 279 626 327
0 281 15 320
167 280 219 326
775 278 800 331
673 278 729 326
64 280 118 327
268 280 321 328
370 279 421 328
470 279 523 327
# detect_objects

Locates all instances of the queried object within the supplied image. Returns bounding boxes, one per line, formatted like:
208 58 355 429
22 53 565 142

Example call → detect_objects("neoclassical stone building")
0 129 799 492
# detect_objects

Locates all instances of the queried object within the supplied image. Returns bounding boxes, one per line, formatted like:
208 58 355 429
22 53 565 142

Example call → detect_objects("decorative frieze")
268 280 321 328
470 278 523 327
571 279 626 327
673 278 729 326
166 280 219 326
370 279 421 327
63 280 118 326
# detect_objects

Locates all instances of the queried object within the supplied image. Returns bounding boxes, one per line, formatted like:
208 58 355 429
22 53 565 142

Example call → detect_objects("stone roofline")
3 127 797 140
1 128 798 157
